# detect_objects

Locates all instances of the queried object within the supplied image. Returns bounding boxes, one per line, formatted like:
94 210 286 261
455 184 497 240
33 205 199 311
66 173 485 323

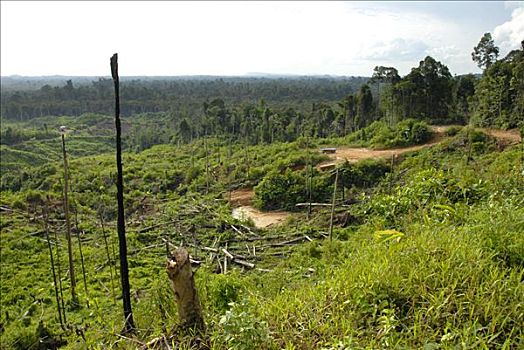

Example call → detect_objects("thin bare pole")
43 199 64 328
204 136 210 194
99 211 116 304
61 131 78 305
73 207 89 308
111 53 135 333
51 199 67 324
306 135 312 219
329 168 339 241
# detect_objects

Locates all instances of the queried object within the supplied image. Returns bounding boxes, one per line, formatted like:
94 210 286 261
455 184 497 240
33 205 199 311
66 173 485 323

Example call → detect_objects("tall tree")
356 84 373 129
386 56 453 123
369 66 400 125
472 46 524 128
111 53 135 333
472 32 500 70
454 74 477 123
341 94 357 134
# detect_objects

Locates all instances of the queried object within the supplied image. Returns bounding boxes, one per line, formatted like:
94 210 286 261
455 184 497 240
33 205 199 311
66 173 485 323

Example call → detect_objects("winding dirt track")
317 125 448 169
229 126 521 228
317 126 521 170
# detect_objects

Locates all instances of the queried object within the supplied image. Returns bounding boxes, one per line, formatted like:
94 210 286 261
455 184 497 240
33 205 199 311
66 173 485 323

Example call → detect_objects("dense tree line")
1 35 522 140
471 40 524 128
375 37 523 128
0 76 367 121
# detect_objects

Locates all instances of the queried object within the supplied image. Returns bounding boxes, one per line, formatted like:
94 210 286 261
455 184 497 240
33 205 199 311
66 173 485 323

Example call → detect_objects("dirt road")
317 126 521 170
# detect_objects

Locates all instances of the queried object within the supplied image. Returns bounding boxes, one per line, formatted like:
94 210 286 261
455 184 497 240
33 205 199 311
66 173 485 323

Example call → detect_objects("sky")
1 1 523 77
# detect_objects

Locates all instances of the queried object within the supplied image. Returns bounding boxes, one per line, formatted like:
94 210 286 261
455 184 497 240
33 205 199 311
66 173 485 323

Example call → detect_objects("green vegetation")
254 169 331 211
346 119 433 149
1 123 522 349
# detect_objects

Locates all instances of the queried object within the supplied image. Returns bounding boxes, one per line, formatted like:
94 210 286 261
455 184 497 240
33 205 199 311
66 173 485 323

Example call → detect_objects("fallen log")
221 248 255 269
136 221 173 233
231 259 255 269
295 203 351 208
295 203 332 207
259 236 307 248
221 248 234 260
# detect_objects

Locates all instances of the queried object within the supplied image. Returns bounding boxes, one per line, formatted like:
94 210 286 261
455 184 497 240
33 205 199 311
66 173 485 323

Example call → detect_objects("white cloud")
493 6 524 53
504 1 524 10
363 38 429 61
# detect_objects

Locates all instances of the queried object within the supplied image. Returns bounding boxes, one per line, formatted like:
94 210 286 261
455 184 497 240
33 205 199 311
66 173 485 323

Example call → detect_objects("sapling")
60 125 78 306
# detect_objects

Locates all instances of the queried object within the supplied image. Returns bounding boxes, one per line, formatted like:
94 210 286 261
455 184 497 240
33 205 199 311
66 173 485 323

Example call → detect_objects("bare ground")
229 188 292 229
232 206 290 229
229 188 255 207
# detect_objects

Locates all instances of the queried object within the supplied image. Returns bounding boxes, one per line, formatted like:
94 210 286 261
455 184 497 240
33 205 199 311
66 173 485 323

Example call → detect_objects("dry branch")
231 259 255 269
221 248 234 260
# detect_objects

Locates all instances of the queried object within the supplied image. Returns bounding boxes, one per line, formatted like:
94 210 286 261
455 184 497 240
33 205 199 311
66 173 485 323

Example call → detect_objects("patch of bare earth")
229 188 255 207
232 206 290 229
228 189 292 229
484 128 521 143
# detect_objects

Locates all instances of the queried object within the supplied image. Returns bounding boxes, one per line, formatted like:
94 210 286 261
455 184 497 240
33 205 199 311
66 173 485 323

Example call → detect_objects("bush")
254 169 331 211
350 119 432 150
207 274 243 312
445 126 463 136
215 299 272 350
339 159 390 189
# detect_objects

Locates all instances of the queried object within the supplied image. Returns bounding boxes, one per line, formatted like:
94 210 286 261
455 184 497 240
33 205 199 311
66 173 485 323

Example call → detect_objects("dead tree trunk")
111 53 135 333
166 248 205 332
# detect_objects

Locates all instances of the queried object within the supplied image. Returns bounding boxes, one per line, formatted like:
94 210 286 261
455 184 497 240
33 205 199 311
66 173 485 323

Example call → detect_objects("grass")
0 124 522 349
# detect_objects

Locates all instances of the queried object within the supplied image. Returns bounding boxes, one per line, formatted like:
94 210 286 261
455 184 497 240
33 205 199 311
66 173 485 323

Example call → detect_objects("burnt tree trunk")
166 248 205 332
111 53 135 333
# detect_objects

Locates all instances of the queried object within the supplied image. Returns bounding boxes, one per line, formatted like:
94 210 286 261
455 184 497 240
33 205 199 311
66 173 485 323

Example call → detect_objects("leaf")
374 229 405 243
433 204 456 214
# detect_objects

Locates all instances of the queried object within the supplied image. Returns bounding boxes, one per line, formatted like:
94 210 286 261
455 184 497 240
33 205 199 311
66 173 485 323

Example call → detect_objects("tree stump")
166 248 205 332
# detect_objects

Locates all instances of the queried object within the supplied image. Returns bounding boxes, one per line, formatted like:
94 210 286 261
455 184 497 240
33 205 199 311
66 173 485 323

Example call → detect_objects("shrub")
350 119 432 149
339 159 389 189
445 126 463 136
254 169 331 211
207 274 243 312
215 299 272 350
